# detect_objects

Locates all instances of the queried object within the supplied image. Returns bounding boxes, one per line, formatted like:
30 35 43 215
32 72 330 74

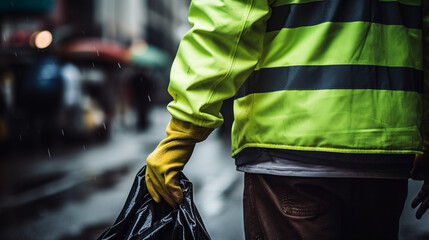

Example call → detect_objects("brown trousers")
243 174 408 240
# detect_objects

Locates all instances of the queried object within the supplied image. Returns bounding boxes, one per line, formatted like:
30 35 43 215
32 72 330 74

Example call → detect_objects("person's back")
145 1 429 239
233 0 423 159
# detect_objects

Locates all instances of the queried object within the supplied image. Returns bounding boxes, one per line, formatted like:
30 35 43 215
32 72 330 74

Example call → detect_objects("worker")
145 0 429 239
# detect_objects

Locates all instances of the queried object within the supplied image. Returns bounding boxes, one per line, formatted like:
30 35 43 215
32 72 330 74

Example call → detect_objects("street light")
32 30 52 49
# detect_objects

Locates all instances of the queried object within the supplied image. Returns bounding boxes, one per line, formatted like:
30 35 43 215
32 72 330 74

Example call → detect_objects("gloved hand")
412 180 429 219
410 145 429 219
146 118 213 208
410 150 429 181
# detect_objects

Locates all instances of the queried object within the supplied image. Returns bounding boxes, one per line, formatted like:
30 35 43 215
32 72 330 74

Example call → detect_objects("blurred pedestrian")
146 0 429 239
131 73 153 130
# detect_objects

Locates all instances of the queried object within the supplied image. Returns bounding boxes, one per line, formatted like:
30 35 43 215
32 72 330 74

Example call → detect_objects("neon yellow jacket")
167 0 429 157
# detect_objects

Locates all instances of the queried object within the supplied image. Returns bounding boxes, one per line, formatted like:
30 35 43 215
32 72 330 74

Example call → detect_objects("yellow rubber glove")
146 118 213 208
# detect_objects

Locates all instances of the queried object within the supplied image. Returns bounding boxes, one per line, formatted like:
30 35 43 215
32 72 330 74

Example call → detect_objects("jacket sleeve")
423 1 429 148
167 0 272 129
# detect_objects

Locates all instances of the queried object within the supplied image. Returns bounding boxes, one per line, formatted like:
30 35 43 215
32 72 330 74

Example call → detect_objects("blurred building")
0 0 191 61
95 0 191 55
145 0 191 55
0 0 192 148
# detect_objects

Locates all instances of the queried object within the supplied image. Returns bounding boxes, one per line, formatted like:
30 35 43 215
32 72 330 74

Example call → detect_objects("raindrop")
14 52 17 57
48 148 51 158
103 122 106 130
83 145 86 151
19 134 22 141
117 62 121 69
61 129 65 136
148 95 152 102
96 50 99 56
92 62 95 68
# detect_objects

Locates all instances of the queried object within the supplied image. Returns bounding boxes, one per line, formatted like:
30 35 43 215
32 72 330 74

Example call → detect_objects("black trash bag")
98 166 211 240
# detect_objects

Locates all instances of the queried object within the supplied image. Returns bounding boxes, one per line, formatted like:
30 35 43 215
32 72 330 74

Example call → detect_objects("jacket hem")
231 143 422 157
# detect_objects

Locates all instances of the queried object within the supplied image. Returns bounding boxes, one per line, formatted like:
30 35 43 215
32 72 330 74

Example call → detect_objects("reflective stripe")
271 0 323 7
272 0 421 7
232 89 423 156
378 0 421 6
259 22 422 70
267 0 422 32
236 65 423 98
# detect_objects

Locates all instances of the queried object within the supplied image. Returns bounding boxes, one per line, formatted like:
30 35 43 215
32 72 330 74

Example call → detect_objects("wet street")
0 105 428 240
0 105 244 240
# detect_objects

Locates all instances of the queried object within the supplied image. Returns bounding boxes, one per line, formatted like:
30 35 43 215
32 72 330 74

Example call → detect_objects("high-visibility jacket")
167 0 429 157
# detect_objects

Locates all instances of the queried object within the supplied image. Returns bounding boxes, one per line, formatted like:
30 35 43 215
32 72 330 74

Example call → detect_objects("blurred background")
0 1 427 239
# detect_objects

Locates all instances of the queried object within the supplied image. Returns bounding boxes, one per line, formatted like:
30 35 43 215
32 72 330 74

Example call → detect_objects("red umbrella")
59 38 128 63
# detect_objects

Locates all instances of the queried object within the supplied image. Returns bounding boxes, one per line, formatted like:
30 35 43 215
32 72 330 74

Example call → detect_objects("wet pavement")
0 105 244 240
0 105 428 240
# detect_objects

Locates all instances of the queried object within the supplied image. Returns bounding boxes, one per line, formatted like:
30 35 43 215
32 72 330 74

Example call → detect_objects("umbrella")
127 41 170 69
59 38 128 63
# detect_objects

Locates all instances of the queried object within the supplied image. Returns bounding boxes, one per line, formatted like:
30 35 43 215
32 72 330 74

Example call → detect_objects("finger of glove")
412 190 426 208
412 181 429 208
165 176 184 205
146 167 177 207
158 185 178 208
148 167 179 208
145 170 161 203
416 197 429 219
